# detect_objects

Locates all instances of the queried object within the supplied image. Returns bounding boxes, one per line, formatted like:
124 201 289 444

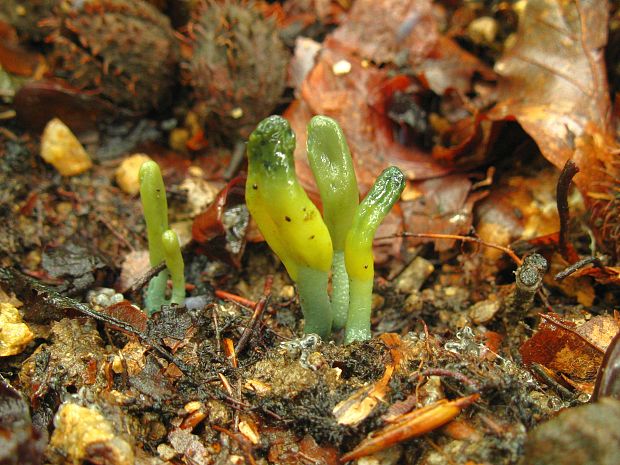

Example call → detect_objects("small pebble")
0 303 34 357
467 16 499 45
50 403 134 465
279 285 295 299
469 298 501 324
332 59 352 75
395 257 434 294
40 118 92 176
87 288 124 308
157 443 177 461
115 153 152 196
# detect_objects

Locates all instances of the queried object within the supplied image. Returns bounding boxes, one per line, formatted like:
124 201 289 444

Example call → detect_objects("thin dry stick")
556 159 580 261
555 255 605 281
215 289 257 309
376 232 522 266
235 275 273 355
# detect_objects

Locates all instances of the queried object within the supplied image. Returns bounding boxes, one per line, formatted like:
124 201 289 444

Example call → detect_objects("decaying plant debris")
1 0 620 464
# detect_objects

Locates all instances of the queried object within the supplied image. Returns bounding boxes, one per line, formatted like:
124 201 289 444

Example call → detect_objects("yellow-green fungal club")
306 115 359 330
344 166 405 344
139 160 186 313
246 115 334 339
139 160 170 314
162 229 185 305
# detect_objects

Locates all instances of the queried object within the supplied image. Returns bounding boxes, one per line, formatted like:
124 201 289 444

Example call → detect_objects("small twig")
95 214 135 252
124 260 167 296
377 232 522 266
123 241 194 296
419 368 480 391
212 425 257 465
0 126 18 140
215 289 256 309
512 253 548 313
556 159 580 262
223 140 247 180
554 255 606 281
212 304 222 356
259 407 285 421
235 276 273 356
530 363 574 400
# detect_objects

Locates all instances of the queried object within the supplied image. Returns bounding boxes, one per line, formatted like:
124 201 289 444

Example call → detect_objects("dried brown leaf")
489 0 619 259
331 0 437 65
520 314 620 383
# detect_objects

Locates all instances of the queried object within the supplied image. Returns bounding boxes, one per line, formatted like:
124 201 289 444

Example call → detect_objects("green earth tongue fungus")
162 229 185 306
139 160 170 314
139 160 187 313
246 116 333 339
344 166 405 344
306 116 359 330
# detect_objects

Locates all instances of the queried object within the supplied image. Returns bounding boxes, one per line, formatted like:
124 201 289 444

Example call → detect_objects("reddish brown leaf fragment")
488 0 619 259
331 0 437 65
340 394 479 463
100 301 148 333
192 175 248 267
520 314 620 383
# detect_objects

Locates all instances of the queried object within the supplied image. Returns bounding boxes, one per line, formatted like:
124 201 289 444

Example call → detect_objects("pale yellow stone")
183 401 203 414
230 107 244 119
169 127 190 152
40 118 92 176
0 303 34 357
50 403 134 465
115 153 152 196
279 285 295 299
332 59 352 75
467 17 499 45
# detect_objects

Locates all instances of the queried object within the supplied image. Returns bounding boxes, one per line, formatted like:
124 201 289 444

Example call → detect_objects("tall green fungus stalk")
139 160 185 314
344 167 405 343
245 116 334 339
306 116 359 330
245 114 404 343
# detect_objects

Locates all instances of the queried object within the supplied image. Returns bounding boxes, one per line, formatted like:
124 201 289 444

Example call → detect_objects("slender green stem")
297 265 332 339
140 160 171 314
331 251 350 330
145 271 169 314
162 229 185 305
139 161 169 267
344 167 405 343
344 278 373 344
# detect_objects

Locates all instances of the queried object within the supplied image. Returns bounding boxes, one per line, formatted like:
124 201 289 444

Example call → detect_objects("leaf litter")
0 0 619 464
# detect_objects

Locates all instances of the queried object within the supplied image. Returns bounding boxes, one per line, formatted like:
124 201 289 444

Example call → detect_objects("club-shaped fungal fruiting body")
245 115 405 343
245 116 334 339
306 115 359 330
344 166 405 343
139 160 185 313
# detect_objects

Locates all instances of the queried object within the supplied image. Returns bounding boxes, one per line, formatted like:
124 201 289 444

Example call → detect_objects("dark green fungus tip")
247 115 296 175
361 166 406 220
